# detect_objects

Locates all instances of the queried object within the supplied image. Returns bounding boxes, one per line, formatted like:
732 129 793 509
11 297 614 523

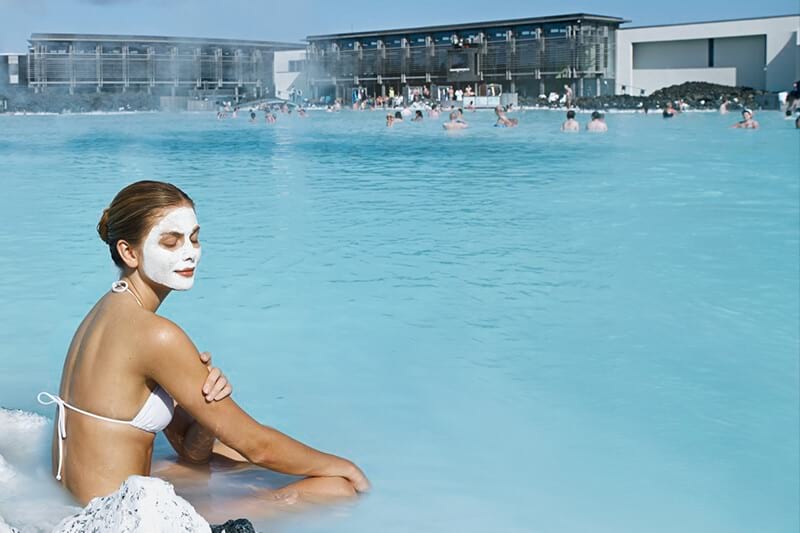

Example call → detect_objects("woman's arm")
164 405 217 464
164 352 232 464
139 316 369 491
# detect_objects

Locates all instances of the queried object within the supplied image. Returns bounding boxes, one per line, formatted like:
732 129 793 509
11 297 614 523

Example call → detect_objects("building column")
122 45 128 92
96 44 102 93
68 45 75 95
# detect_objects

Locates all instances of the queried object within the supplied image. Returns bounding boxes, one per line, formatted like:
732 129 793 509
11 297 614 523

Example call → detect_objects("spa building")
24 33 303 102
305 13 625 103
303 12 799 103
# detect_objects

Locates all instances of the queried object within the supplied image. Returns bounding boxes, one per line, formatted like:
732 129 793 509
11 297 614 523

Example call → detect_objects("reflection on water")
0 110 798 532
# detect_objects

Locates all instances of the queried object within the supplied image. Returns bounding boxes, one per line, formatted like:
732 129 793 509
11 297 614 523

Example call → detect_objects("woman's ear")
117 239 139 269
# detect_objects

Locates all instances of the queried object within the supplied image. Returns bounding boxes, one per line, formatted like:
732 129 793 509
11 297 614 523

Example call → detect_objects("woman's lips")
174 268 195 278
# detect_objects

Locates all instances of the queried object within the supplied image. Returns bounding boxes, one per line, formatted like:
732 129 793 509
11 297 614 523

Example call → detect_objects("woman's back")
54 291 163 504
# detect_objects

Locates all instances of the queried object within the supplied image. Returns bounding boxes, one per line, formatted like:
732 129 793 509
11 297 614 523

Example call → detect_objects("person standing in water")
494 105 518 127
732 109 759 129
443 111 468 130
586 111 608 132
561 110 579 132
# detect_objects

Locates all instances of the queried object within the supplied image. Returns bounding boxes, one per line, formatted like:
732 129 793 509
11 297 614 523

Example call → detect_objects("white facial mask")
141 207 201 291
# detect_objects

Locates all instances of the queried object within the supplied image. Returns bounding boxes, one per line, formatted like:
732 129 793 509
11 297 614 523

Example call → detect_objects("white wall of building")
273 49 306 100
616 15 799 95
633 39 709 69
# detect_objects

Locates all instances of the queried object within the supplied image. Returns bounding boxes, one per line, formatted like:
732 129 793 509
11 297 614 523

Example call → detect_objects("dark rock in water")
547 81 778 111
211 518 256 533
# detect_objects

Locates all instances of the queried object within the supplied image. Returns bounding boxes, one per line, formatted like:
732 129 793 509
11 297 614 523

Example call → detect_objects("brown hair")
98 180 194 269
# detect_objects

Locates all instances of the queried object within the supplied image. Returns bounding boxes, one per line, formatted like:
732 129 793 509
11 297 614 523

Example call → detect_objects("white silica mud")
53 476 211 533
0 409 213 533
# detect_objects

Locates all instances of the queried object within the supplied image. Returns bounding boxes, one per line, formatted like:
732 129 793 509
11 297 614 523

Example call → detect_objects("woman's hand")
345 461 371 493
325 457 371 493
198 351 232 402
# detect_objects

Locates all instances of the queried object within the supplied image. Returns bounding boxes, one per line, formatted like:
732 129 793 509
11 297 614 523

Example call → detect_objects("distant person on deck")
561 110 580 132
732 109 759 129
564 84 574 108
587 111 608 132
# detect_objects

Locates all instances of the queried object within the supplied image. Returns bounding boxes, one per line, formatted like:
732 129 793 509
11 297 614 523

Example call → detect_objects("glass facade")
26 34 298 98
307 15 622 101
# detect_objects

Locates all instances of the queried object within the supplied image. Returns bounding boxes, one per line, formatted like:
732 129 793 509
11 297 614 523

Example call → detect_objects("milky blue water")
0 110 798 533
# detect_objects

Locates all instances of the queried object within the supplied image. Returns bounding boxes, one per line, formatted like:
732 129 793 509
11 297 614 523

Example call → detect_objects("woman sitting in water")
38 181 369 518
412 110 424 122
732 108 760 129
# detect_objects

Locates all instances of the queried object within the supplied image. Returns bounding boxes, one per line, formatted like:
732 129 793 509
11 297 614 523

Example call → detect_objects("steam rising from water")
0 409 80 532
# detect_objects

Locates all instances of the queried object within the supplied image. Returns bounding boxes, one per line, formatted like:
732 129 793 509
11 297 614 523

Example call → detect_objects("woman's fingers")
199 351 212 366
206 374 228 402
214 383 233 401
203 366 221 395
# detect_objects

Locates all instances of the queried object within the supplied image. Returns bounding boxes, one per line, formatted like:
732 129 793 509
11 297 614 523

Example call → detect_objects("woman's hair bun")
97 208 111 243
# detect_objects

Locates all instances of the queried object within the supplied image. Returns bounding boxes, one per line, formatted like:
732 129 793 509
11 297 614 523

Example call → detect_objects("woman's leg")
153 455 357 524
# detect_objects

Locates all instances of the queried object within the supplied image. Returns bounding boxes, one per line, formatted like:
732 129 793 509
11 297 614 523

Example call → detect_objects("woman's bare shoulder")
136 314 199 363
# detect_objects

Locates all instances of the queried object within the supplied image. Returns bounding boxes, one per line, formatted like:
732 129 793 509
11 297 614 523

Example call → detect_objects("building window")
288 59 305 72
708 38 714 67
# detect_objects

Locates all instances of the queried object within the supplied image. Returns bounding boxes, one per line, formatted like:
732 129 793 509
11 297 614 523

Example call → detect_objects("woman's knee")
321 476 356 498
297 476 356 499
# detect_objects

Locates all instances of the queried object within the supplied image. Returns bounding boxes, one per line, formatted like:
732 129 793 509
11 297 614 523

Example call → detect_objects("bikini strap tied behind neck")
111 280 143 307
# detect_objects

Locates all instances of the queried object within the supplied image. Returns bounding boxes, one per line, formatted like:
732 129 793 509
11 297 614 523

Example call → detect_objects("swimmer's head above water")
566 110 576 119
98 181 200 291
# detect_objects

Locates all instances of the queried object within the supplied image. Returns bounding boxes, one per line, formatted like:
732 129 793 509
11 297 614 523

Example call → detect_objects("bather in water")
37 181 369 524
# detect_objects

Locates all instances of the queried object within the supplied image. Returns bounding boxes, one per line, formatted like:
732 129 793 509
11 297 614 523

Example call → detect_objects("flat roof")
307 13 627 40
620 13 799 30
29 33 304 50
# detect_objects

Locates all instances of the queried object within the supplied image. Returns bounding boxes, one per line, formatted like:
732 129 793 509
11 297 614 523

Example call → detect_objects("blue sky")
0 0 796 51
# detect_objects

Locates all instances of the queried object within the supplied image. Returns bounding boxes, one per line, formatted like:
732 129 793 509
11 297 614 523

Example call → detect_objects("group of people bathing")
662 100 761 128
560 110 608 132
385 104 520 130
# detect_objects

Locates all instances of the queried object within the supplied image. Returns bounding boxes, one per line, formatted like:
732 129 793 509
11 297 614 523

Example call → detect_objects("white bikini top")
36 280 175 481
